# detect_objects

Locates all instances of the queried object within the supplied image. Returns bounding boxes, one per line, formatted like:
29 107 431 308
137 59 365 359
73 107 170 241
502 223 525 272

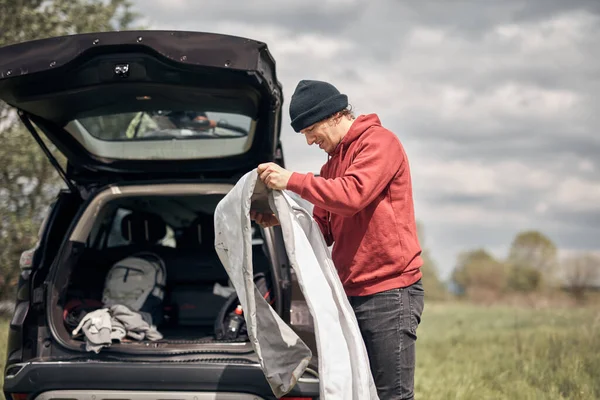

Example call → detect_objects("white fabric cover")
214 170 379 400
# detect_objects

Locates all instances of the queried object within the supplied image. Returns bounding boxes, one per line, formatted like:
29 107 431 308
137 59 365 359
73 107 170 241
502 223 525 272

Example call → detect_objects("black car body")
1 30 319 400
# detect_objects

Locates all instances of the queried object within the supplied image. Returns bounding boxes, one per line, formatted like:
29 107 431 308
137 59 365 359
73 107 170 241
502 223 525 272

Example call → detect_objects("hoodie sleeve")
287 128 404 217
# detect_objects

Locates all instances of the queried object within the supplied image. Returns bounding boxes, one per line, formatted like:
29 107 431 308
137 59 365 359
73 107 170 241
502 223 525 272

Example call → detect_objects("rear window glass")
77 111 252 141
64 110 257 161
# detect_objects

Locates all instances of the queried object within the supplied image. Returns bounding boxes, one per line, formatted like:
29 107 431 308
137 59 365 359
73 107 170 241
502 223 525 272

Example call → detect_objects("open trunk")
47 182 285 354
0 30 283 187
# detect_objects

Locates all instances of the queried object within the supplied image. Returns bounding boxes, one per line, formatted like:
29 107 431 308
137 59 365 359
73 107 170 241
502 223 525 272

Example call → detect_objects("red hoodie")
287 114 423 296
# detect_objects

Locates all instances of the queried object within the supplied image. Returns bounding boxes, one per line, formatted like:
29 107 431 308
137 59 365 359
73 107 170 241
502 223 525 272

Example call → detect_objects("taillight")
283 397 314 400
11 394 29 400
19 246 37 279
19 248 35 268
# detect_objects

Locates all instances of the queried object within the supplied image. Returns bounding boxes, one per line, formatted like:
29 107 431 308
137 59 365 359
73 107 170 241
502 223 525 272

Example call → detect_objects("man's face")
301 119 338 154
193 115 216 131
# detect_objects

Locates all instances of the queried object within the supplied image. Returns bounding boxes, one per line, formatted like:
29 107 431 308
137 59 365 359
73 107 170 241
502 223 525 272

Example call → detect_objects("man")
253 79 424 400
125 111 216 138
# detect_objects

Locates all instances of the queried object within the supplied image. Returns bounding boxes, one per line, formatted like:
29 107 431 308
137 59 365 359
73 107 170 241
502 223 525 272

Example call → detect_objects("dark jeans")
349 279 425 400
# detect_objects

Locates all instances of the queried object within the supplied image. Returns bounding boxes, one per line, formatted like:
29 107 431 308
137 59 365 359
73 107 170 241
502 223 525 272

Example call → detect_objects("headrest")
179 213 214 249
121 211 167 244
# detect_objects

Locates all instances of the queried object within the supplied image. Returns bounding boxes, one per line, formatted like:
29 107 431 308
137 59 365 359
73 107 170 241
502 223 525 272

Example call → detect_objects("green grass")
1 316 7 400
1 304 599 400
415 302 600 400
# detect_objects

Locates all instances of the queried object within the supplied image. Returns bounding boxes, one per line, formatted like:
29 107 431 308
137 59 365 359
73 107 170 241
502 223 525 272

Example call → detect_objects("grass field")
1 317 7 400
1 303 599 399
415 302 600 400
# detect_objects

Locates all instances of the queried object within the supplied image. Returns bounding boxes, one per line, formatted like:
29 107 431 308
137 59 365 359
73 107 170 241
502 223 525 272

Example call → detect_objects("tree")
507 230 558 291
0 0 137 48
416 222 448 300
452 249 507 298
0 0 139 299
563 253 600 303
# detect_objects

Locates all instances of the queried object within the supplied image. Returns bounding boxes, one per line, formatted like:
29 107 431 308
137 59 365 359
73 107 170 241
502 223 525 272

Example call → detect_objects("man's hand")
257 162 293 191
250 211 280 227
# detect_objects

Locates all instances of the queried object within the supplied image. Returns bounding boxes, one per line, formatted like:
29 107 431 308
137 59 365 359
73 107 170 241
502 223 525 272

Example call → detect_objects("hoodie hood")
330 113 382 157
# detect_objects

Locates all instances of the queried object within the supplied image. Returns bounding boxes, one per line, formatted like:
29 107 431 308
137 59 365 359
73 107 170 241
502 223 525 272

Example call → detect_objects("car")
1 30 320 400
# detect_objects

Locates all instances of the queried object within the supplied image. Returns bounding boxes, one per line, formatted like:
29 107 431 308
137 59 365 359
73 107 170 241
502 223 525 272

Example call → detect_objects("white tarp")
214 170 379 400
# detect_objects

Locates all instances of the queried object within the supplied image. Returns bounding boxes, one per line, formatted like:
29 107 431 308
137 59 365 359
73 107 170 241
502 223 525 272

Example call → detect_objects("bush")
452 249 509 297
506 264 543 292
0 300 14 318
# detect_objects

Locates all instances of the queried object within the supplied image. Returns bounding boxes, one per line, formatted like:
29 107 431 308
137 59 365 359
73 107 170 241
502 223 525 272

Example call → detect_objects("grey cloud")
404 127 600 165
414 63 600 95
439 194 539 212
132 0 600 275
424 224 516 270
427 223 519 250
422 208 600 273
337 68 364 84
548 209 600 231
136 1 600 68
427 217 600 262
388 88 600 169
508 0 600 21
139 0 600 37
549 213 600 248
419 190 540 227
140 1 361 35
403 0 600 36
418 182 600 252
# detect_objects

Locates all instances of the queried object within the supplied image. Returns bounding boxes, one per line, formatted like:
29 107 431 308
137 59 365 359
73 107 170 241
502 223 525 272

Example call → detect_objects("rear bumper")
4 361 320 400
32 391 266 400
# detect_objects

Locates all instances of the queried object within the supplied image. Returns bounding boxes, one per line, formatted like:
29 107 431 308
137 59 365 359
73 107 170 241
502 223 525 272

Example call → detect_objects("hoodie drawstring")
325 140 343 242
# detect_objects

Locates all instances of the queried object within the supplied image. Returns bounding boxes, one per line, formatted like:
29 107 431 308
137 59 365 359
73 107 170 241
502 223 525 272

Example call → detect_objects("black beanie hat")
289 80 348 132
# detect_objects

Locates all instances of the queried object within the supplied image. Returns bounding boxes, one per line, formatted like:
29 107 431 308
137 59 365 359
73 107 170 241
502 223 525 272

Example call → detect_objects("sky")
131 0 600 279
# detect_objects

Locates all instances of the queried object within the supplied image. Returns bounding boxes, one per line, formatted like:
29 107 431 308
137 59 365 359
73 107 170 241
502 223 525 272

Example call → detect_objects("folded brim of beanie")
291 93 348 132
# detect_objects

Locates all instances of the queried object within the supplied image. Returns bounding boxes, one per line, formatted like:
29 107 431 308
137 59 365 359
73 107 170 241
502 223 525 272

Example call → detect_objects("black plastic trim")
3 361 320 400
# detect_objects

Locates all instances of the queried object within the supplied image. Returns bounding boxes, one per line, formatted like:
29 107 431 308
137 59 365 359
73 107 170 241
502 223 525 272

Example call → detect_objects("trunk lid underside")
0 30 283 184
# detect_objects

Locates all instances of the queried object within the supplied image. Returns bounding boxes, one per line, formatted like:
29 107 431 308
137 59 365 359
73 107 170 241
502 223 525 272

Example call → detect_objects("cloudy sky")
132 0 600 279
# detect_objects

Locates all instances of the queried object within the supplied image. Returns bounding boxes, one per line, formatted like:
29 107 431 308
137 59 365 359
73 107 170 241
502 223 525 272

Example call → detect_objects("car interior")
63 193 274 343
